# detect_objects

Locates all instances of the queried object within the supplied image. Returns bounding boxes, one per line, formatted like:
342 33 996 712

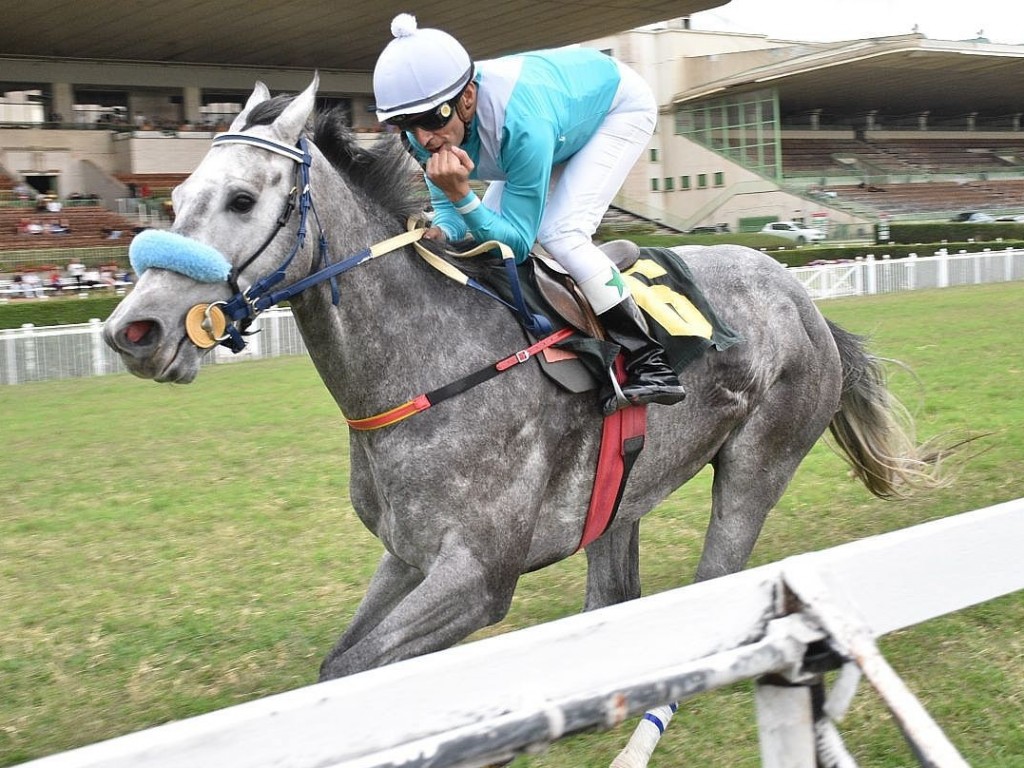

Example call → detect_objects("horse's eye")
229 193 256 214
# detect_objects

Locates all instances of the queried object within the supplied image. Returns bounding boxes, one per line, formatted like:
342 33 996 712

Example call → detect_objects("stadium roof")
0 0 722 72
674 34 1024 117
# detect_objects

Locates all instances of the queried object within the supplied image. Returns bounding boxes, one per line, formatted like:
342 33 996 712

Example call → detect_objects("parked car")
950 211 995 223
760 221 826 244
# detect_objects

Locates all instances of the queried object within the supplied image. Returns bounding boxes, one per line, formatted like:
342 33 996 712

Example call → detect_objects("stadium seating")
0 204 139 250
824 179 1024 215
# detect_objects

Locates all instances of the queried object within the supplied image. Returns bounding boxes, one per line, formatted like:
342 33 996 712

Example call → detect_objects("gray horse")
104 76 932 758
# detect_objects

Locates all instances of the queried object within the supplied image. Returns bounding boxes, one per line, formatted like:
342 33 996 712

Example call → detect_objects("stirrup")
601 366 631 415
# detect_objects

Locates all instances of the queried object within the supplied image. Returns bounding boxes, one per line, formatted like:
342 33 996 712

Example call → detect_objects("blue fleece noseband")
129 229 232 283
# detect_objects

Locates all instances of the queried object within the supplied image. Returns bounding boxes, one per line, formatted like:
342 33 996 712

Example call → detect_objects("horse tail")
826 319 944 499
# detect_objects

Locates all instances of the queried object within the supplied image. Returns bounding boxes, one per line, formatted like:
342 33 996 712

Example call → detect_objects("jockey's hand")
426 146 474 203
421 226 447 243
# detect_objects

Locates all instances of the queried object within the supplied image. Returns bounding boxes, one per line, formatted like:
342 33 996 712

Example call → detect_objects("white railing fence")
787 246 1024 300
2 248 1022 385
15 497 1024 768
0 307 307 385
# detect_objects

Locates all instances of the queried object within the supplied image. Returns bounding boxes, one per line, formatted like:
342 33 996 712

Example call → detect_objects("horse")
103 75 935 765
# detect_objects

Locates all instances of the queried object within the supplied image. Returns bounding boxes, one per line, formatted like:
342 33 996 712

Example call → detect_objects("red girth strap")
576 403 648 551
346 326 576 431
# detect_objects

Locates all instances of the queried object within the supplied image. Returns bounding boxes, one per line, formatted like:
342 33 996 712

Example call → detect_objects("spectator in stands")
10 273 25 298
67 259 85 287
372 13 685 412
22 272 43 298
48 271 63 293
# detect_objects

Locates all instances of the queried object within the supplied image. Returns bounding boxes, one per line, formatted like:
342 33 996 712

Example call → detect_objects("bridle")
194 133 322 352
183 132 422 353
130 129 576 431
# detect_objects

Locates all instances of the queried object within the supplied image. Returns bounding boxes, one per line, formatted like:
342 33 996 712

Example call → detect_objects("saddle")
530 240 643 339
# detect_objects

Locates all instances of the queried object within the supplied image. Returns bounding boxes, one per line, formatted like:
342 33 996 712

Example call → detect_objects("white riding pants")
481 60 657 313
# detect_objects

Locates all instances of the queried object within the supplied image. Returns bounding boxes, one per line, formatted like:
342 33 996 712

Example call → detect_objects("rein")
140 130 570 429
175 132 548 352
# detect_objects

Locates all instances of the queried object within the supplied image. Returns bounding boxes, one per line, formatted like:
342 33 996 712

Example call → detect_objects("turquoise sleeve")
461 123 557 263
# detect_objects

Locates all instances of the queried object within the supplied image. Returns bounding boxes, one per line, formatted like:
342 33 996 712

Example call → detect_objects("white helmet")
373 14 474 123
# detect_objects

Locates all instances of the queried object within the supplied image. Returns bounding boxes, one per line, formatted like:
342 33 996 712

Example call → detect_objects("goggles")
386 96 459 132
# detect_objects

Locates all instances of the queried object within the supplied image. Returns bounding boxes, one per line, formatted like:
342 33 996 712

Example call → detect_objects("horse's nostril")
124 320 155 345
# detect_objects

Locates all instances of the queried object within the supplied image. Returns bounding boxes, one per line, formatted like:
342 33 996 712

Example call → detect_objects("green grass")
2 282 1022 766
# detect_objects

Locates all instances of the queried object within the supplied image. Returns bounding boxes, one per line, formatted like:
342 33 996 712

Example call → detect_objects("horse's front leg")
318 551 423 681
319 544 514 680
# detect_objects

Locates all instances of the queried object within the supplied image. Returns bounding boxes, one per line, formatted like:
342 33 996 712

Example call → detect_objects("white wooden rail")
17 498 1024 768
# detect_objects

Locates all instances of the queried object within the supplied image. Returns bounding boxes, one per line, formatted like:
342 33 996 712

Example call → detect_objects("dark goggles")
386 97 459 132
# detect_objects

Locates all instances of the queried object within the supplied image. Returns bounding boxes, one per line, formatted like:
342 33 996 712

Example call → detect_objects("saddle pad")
623 246 744 374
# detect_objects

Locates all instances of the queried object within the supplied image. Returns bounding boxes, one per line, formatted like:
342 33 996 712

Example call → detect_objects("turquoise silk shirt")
407 47 621 262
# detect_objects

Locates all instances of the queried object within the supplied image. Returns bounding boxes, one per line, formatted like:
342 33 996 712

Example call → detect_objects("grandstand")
580 27 1024 233
114 173 190 199
5 7 1024 243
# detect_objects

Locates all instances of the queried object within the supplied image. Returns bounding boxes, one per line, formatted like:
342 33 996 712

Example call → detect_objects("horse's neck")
292 230 522 420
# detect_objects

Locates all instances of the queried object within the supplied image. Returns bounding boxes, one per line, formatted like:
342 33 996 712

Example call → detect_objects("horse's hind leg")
584 520 641 611
694 390 834 582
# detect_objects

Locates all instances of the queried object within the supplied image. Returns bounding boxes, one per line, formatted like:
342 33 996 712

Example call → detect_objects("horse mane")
243 95 424 225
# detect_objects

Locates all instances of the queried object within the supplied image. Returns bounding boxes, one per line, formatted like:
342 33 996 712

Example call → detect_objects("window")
697 173 708 189
681 176 691 190
714 172 725 187
650 178 660 191
675 88 781 180
664 177 674 191
649 148 659 162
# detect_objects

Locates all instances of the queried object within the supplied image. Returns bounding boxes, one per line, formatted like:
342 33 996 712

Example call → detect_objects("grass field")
2 282 1022 767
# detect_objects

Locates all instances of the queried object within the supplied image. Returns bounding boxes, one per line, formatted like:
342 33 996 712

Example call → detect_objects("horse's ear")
272 73 319 144
229 81 272 132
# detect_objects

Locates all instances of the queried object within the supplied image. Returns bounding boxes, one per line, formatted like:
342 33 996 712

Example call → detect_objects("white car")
760 221 826 244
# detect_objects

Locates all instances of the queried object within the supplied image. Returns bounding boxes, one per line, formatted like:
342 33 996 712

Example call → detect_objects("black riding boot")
599 298 687 415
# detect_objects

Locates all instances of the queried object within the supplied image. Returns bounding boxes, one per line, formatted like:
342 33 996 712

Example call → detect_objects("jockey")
372 14 686 414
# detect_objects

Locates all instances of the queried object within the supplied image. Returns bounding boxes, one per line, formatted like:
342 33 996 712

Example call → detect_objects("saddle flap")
527 240 640 335
530 254 603 338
